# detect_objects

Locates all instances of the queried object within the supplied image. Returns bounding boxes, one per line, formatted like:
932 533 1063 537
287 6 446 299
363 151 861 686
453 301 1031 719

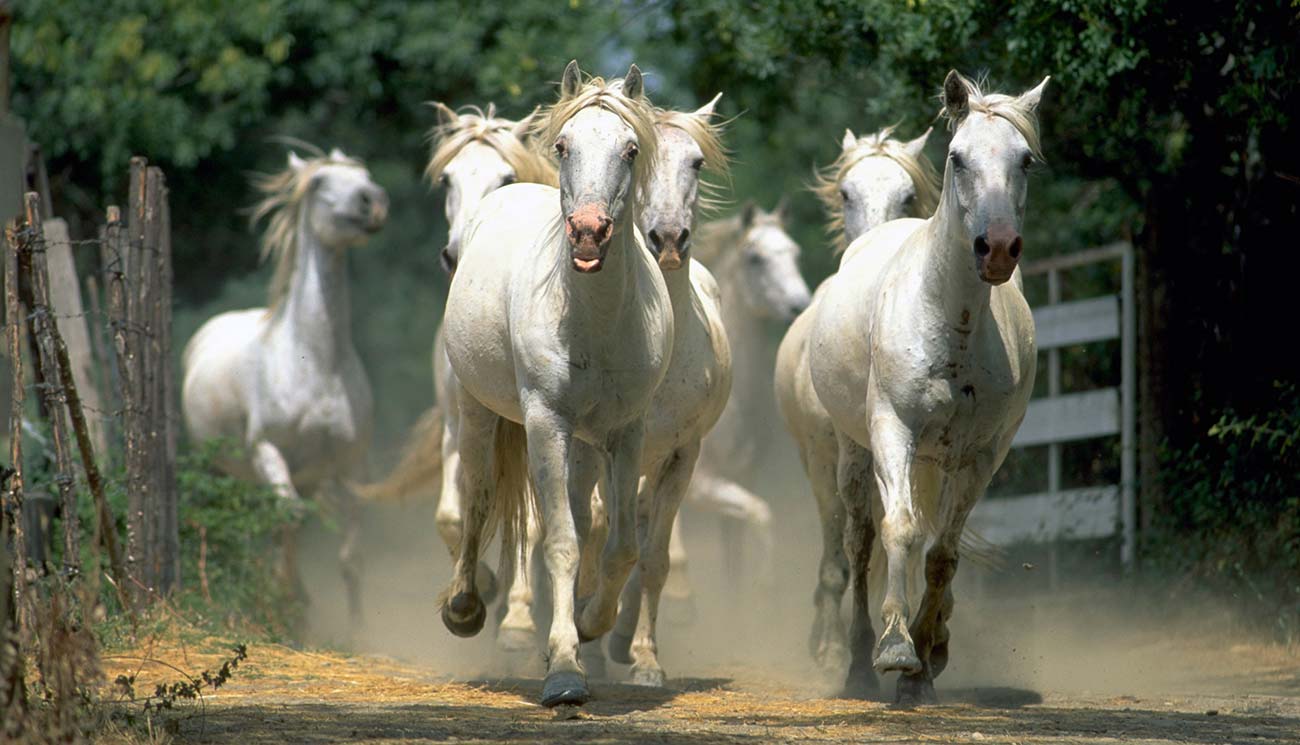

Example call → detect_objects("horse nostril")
597 216 613 240
973 235 991 257
648 228 663 249
678 227 691 246
1009 236 1023 259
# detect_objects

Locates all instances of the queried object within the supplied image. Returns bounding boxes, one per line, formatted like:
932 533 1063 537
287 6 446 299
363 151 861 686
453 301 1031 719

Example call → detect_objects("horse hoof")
629 664 666 688
873 627 921 674
839 670 881 700
894 673 938 707
607 630 634 665
541 671 590 708
475 562 499 606
496 626 537 654
441 592 486 638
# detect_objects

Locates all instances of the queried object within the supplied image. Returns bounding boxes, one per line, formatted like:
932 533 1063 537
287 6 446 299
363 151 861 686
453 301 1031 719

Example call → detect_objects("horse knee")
924 548 958 588
818 560 848 598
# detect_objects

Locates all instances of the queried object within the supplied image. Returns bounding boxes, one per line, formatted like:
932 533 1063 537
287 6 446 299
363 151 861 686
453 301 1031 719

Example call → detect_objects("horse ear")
1018 75 1051 111
942 70 970 118
623 64 644 99
288 152 307 172
740 200 757 228
773 195 789 221
430 101 458 128
841 128 857 153
513 106 542 139
328 147 346 162
693 91 723 120
561 60 582 98
904 127 933 159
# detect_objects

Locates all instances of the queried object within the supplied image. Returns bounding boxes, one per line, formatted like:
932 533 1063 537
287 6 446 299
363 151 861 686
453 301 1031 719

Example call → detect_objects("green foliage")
1152 382 1300 643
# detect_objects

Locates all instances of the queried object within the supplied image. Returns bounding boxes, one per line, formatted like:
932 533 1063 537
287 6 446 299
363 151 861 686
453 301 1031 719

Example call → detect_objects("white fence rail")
968 242 1137 565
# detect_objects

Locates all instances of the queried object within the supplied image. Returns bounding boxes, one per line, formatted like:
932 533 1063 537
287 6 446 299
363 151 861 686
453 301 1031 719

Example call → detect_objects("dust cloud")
294 442 1295 703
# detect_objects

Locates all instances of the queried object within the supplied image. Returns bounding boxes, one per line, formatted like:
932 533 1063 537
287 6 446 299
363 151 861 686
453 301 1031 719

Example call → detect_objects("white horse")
809 71 1047 705
357 103 555 652
182 148 389 628
668 205 811 593
438 62 671 708
774 125 938 675
592 96 733 686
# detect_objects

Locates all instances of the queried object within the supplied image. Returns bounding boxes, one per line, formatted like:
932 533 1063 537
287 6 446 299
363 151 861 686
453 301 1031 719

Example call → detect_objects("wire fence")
2 157 179 640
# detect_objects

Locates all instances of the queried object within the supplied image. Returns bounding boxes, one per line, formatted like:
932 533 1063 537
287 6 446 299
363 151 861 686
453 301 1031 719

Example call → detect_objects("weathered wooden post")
3 218 28 633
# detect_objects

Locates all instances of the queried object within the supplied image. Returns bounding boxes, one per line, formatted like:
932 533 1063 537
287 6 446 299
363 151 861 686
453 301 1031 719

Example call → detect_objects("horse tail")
490 418 534 572
354 406 443 503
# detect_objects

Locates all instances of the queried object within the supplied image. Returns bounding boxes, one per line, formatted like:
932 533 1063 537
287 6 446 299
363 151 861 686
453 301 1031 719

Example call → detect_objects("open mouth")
573 256 603 273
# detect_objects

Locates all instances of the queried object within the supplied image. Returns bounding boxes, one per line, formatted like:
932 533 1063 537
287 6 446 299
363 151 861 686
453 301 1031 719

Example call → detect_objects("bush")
1150 381 1300 643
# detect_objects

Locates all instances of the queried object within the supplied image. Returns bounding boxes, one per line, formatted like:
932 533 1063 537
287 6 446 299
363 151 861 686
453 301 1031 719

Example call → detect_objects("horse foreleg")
865 413 924 678
629 442 699 687
836 433 880 699
896 465 990 707
523 405 589 707
251 440 306 602
333 479 364 636
440 394 496 639
576 421 644 643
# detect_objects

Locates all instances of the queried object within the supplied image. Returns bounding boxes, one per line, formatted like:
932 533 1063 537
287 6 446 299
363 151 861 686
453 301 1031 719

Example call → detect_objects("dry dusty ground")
101 628 1300 745
96 477 1300 743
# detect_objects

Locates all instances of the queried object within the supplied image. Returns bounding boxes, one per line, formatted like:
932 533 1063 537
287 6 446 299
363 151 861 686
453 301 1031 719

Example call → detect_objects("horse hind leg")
436 387 498 604
334 479 364 638
836 434 881 699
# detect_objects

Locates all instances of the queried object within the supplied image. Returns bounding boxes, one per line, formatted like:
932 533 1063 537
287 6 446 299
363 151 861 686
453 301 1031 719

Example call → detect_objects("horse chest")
912 329 1023 468
258 357 372 470
644 312 729 456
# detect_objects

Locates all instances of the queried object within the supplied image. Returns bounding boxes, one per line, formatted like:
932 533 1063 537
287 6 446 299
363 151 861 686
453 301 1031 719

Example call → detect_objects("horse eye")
554 139 568 158
438 174 449 187
1020 153 1034 171
747 253 762 265
903 193 915 204
950 153 966 171
692 158 705 171
839 188 850 202
502 174 517 186
624 143 639 161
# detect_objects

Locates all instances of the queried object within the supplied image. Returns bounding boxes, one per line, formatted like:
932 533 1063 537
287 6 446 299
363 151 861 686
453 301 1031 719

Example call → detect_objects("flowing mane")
536 74 659 213
811 126 942 254
940 72 1045 161
654 106 731 214
250 147 365 312
425 104 558 187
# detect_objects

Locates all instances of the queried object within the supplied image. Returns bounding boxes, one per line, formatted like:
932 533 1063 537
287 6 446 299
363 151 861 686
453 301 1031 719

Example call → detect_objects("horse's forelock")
940 74 1044 162
538 74 659 208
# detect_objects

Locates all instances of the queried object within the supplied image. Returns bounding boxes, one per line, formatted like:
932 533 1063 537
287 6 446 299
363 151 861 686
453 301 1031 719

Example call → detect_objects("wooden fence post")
123 158 150 598
3 218 28 632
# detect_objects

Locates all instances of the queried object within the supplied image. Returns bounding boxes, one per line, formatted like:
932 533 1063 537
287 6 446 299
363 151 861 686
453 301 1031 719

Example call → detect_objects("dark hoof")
839 667 881 700
607 630 634 665
894 673 938 707
873 627 921 674
441 592 486 638
475 562 499 606
541 671 590 707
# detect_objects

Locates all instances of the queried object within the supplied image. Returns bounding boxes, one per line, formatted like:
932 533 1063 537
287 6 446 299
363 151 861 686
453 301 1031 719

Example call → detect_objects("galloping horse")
809 71 1047 704
438 61 671 708
775 125 939 674
358 103 556 652
598 96 733 686
182 148 388 629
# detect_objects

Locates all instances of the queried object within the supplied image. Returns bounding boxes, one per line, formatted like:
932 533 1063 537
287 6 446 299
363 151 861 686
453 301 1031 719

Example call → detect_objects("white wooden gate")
967 243 1138 565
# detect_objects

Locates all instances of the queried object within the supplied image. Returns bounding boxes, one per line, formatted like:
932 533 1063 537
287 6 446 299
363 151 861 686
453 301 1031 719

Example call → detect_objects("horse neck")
270 211 354 364
921 172 993 329
715 261 771 399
